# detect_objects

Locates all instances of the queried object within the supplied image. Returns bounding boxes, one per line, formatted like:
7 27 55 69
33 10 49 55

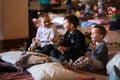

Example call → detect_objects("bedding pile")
0 51 95 80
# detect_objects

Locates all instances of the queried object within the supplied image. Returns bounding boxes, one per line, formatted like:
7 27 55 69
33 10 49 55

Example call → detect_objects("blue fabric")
66 0 71 5
80 21 94 28
38 0 50 5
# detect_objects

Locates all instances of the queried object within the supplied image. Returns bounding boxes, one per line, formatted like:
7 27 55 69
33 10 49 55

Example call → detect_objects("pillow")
106 51 120 75
104 30 120 43
27 62 75 80
87 19 103 24
51 17 64 25
0 51 23 64
80 21 94 28
16 53 51 68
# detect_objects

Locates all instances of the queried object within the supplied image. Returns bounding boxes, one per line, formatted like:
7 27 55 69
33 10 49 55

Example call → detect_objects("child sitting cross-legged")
28 13 59 55
72 25 108 70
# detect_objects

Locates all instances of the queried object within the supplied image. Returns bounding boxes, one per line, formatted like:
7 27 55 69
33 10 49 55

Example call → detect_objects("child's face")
85 4 90 9
94 5 98 10
78 2 82 6
63 19 72 32
91 28 103 42
41 16 51 27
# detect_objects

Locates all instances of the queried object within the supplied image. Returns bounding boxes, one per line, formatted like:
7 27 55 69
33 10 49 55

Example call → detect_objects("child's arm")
29 38 41 48
89 40 96 51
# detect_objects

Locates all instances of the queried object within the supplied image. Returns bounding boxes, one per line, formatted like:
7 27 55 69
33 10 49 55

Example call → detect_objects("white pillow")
0 51 23 64
106 51 120 75
27 62 75 80
51 17 64 25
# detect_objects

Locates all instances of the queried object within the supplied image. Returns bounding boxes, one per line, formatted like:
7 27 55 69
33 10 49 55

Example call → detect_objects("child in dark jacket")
50 15 86 62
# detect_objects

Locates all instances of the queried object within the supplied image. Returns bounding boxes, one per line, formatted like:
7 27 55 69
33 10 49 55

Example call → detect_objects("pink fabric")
0 72 95 80
88 19 104 24
87 18 109 25
75 72 96 80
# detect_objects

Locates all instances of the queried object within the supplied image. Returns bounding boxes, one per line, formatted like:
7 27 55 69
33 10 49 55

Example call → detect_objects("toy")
107 7 116 18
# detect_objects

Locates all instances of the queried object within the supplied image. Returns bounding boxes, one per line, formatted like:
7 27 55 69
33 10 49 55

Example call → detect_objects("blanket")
0 60 95 80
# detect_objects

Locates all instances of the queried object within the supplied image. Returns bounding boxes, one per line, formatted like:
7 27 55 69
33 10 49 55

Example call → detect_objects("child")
72 25 108 70
50 15 86 62
28 13 59 55
63 0 72 14
92 4 98 19
84 3 92 17
75 1 85 12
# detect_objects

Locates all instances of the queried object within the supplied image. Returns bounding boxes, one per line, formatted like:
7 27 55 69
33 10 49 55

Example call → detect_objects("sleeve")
52 25 60 40
35 27 41 42
92 45 108 60
59 32 69 46
49 28 55 44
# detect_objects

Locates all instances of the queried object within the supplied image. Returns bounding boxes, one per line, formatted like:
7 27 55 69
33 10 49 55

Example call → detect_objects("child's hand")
34 41 40 47
31 38 40 47
32 38 36 42
50 38 57 42
58 46 67 54
50 38 61 43
89 43 96 51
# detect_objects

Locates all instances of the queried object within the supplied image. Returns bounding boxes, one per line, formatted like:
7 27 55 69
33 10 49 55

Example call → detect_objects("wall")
0 0 28 40
0 0 3 40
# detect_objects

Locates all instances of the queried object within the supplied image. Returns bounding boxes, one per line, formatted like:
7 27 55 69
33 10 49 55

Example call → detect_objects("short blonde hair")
38 12 50 23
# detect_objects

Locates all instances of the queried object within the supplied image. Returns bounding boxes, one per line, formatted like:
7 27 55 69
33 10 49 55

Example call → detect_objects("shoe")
114 65 120 79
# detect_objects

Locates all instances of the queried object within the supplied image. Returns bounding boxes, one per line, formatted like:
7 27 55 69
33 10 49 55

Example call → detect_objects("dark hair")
64 15 79 28
93 25 107 38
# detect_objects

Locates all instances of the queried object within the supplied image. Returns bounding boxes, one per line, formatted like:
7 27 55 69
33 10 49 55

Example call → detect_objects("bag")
16 52 51 68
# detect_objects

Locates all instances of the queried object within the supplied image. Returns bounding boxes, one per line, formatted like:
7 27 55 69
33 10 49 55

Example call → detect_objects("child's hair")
93 25 107 38
38 12 49 18
64 15 79 28
38 12 50 22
